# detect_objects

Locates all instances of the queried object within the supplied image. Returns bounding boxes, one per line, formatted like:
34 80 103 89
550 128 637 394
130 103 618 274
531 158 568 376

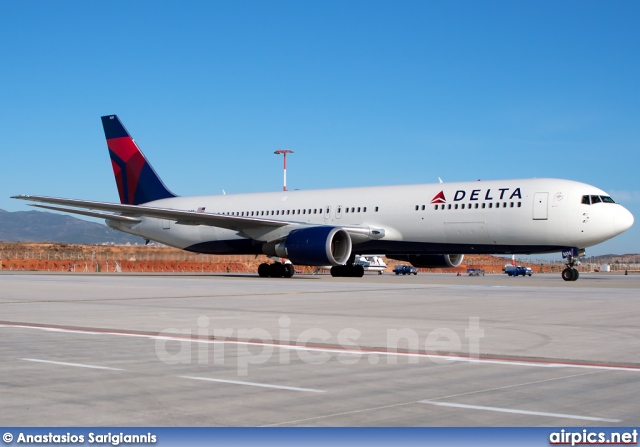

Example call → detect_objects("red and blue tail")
101 115 176 205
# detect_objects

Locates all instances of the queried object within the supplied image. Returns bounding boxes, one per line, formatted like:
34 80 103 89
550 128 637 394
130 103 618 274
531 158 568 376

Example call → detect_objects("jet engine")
388 254 464 268
263 226 352 266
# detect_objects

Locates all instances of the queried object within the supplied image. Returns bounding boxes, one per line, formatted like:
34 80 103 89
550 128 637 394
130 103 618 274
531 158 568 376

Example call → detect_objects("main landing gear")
561 256 580 282
330 264 365 277
258 262 295 278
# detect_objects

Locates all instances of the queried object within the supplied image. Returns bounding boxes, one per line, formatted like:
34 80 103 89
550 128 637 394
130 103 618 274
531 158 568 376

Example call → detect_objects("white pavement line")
21 358 123 371
6 323 640 373
431 370 605 401
419 400 621 423
179 375 325 393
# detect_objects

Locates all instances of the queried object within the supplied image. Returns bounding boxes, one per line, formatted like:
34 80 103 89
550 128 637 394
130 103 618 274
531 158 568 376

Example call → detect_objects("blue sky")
1 1 638 256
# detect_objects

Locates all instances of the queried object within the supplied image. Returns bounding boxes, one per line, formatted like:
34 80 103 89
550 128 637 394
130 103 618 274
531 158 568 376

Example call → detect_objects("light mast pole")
274 149 294 191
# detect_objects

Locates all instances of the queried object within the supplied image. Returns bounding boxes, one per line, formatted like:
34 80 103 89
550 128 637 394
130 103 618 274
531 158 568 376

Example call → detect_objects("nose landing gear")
561 249 583 281
561 265 580 281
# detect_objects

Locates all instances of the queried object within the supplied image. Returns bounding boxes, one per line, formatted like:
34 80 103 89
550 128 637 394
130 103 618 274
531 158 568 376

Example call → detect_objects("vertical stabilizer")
101 115 176 205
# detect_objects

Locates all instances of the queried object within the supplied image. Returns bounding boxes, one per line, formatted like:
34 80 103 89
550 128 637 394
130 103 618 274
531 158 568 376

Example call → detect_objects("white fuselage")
109 178 634 257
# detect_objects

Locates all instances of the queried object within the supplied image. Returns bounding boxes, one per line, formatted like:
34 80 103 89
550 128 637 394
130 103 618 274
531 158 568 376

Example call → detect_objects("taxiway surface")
1 272 639 426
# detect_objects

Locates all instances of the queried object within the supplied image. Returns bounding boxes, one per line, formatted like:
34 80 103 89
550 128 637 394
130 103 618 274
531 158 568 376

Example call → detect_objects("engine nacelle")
263 226 352 266
388 254 464 268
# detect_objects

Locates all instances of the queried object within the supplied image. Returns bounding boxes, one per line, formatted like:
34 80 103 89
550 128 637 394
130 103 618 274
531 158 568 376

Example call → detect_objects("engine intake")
388 254 464 268
263 226 352 266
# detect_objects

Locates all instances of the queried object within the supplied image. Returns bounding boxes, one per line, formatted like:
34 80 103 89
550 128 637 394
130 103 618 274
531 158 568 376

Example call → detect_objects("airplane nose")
614 206 634 234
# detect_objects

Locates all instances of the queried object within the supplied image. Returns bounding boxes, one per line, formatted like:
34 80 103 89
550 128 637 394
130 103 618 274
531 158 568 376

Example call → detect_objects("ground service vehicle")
394 265 418 275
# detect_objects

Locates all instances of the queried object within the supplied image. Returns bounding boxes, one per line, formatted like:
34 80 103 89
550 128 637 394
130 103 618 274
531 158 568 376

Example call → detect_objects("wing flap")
30 204 142 224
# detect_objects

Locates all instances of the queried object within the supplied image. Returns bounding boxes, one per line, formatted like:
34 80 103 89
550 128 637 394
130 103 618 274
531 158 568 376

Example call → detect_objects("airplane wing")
12 195 385 243
30 204 142 224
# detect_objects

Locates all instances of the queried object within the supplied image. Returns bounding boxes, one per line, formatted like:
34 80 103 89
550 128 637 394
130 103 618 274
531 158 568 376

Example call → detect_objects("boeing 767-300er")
12 115 634 281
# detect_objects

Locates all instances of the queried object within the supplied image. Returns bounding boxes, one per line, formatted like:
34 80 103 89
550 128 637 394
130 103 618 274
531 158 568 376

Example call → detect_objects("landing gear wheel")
258 263 270 278
258 262 294 278
562 268 580 281
284 264 295 278
561 251 583 281
271 263 285 278
562 268 574 281
353 265 365 277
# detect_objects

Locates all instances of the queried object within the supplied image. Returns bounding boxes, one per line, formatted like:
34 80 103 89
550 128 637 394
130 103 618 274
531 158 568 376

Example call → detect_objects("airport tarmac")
1 271 639 426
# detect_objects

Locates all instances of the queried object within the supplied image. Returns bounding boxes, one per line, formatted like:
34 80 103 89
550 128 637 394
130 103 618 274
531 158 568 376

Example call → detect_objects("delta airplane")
12 115 634 281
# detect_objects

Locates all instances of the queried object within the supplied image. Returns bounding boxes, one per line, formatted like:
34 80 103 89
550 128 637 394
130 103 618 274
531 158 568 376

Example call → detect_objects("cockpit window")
583 195 616 205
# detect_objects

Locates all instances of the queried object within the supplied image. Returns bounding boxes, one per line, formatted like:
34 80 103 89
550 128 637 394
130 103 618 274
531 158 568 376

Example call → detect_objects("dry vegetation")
0 242 549 274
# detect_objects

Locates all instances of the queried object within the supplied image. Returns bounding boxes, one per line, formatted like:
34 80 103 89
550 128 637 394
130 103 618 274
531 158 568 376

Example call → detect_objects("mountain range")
0 209 144 244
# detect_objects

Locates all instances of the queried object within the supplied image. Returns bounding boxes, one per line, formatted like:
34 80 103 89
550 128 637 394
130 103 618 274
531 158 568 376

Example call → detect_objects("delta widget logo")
431 191 446 204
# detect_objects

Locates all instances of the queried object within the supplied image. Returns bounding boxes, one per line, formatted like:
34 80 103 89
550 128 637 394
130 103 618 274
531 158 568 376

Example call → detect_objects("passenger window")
375 207 379 212
363 207 367 212
358 207 361 212
481 203 485 209
496 203 500 208
517 202 522 208
448 204 452 210
461 204 465 209
455 204 459 209
489 203 493 208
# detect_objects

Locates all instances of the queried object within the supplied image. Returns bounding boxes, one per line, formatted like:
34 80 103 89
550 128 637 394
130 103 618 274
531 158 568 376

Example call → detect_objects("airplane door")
335 205 343 219
324 206 331 224
533 193 549 220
